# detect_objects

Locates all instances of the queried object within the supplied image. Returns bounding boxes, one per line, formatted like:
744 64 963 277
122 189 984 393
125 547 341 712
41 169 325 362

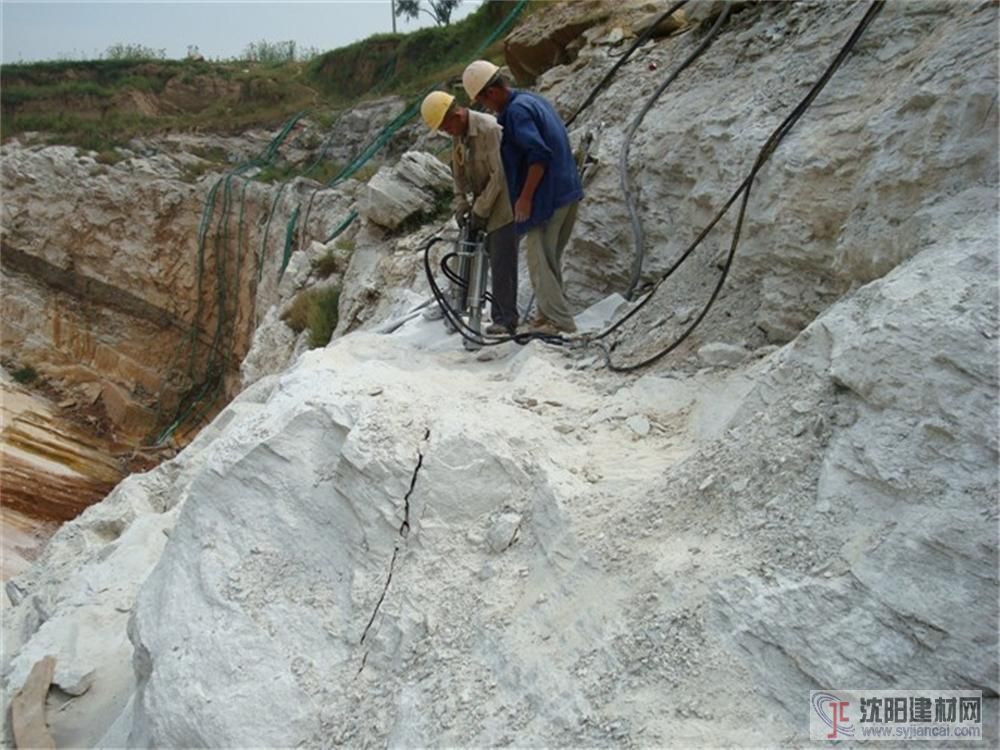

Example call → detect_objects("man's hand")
456 208 470 228
514 195 532 224
515 164 545 223
469 212 487 234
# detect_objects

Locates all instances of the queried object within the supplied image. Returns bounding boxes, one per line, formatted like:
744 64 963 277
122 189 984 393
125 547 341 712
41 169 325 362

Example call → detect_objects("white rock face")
712 225 998 718
554 0 997 343
1 375 282 747
322 96 409 167
98 327 757 748
3 216 995 745
0 142 353 438
359 150 452 231
239 305 307 388
1 469 177 748
1 2 997 747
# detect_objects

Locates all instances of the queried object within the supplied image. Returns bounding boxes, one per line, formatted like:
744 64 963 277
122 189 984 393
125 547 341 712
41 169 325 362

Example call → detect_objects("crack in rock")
358 428 430 660
400 428 429 539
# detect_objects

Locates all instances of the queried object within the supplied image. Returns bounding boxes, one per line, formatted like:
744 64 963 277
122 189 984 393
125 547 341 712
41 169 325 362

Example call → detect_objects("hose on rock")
590 0 886 372
620 4 733 301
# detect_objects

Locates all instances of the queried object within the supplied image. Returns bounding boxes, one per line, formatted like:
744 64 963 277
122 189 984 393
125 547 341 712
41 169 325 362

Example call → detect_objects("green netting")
151 111 308 446
151 0 529 445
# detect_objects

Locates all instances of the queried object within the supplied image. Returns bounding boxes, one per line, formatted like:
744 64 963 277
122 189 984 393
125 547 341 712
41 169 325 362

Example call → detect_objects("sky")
0 0 481 64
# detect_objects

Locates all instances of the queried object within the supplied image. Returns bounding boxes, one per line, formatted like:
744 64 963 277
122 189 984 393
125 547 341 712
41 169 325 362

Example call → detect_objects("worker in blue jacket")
463 60 584 334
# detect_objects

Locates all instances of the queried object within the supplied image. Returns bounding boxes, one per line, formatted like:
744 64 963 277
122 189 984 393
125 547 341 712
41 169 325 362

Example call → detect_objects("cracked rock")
486 512 522 553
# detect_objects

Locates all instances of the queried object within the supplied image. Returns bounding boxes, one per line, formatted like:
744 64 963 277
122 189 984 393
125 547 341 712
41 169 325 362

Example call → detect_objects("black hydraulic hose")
621 3 733 301
440 252 498 308
423 238 481 341
565 1 688 127
596 0 885 372
420 235 567 348
440 252 468 287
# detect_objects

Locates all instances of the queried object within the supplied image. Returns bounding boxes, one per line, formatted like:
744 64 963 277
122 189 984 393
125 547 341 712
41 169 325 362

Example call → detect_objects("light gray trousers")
523 201 579 331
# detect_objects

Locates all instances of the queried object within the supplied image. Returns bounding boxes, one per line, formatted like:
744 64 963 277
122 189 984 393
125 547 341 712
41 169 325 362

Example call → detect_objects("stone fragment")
11 656 56 750
486 512 523 554
625 415 651 437
359 151 451 231
698 343 746 367
631 9 686 38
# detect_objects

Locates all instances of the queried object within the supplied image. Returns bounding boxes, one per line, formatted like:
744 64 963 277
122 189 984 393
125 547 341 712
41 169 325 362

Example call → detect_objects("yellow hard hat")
420 91 455 130
462 60 500 100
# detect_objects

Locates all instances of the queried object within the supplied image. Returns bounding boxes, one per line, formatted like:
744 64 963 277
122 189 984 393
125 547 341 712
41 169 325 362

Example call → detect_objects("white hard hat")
462 60 500 100
420 91 456 130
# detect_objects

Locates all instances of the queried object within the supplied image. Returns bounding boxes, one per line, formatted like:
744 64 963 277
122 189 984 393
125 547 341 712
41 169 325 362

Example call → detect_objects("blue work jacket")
497 90 584 235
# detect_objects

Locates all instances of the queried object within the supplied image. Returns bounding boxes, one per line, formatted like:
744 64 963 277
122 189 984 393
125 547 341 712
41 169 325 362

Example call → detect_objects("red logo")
828 701 850 739
811 692 856 739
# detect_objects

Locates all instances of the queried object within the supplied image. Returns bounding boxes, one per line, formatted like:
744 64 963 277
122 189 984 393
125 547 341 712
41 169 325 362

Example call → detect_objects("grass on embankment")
1 57 320 151
0 0 529 153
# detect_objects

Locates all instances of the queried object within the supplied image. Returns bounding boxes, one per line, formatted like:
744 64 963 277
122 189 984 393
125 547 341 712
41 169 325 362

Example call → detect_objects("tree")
394 0 461 27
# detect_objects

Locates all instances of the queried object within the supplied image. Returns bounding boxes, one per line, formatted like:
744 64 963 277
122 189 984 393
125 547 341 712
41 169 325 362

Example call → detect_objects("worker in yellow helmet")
420 90 519 335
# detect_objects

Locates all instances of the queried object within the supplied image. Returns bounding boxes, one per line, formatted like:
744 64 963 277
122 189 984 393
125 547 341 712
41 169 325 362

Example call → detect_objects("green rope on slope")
326 0 529 188
471 0 528 57
259 181 293 282
150 111 309 446
154 0 531 445
325 210 358 243
278 205 301 281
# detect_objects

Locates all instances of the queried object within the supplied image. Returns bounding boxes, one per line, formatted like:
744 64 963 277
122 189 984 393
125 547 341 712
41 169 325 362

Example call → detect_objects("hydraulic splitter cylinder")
443 226 471 333
440 224 488 350
462 229 489 351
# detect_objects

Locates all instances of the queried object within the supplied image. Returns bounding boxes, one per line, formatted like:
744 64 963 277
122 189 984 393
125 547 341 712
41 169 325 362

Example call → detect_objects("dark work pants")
487 222 519 328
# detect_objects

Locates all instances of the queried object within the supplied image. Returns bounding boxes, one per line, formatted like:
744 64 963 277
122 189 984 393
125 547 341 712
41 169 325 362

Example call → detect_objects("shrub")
312 252 340 279
118 75 162 93
282 286 341 348
254 162 297 184
306 286 341 348
301 159 343 185
181 159 221 183
0 0 518 149
94 148 123 164
282 293 311 333
104 43 166 61
242 40 297 64
306 0 510 99
12 365 38 384
350 163 380 183
190 145 229 164
311 236 356 279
